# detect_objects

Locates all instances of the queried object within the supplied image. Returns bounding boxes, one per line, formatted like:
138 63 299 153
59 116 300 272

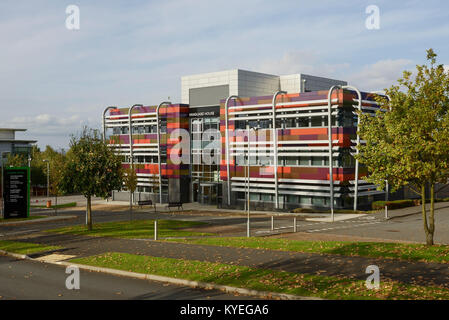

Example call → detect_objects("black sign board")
3 167 30 219
189 106 220 118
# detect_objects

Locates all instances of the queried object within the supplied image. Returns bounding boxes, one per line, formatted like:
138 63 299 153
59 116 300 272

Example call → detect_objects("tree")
357 49 449 245
5 153 27 167
59 127 124 230
123 166 138 221
49 151 67 214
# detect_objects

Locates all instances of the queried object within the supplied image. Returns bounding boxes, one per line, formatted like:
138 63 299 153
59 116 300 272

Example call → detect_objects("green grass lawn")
31 202 77 209
0 240 62 255
163 237 449 264
0 215 46 224
46 219 214 239
71 252 449 300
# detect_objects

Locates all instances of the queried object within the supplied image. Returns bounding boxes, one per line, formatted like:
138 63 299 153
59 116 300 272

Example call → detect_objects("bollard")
385 205 388 220
154 220 158 241
271 216 274 231
293 217 297 233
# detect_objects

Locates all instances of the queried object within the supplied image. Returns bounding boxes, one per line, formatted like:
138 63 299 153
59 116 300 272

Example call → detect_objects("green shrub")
291 208 365 214
291 207 322 214
372 200 415 210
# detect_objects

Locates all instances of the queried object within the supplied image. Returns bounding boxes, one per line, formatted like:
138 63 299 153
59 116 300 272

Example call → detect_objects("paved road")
0 255 254 300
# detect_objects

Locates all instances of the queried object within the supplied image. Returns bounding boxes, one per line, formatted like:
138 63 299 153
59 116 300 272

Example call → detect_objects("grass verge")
46 219 214 239
31 202 77 209
163 237 449 264
71 252 449 300
0 240 62 255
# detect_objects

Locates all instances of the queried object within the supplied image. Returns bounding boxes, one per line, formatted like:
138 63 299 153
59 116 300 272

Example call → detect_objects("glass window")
235 120 246 129
248 120 258 129
299 157 310 166
311 117 322 127
312 157 323 166
287 195 298 204
313 197 325 206
260 120 271 129
286 118 296 128
261 194 272 202
299 196 312 205
298 118 309 127
249 193 260 201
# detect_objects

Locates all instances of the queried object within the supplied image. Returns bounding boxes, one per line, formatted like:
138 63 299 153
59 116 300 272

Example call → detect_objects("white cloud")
346 59 413 91
254 51 412 91
255 50 350 78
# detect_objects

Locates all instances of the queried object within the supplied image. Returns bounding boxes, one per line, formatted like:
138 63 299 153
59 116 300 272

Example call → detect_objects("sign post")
3 167 30 219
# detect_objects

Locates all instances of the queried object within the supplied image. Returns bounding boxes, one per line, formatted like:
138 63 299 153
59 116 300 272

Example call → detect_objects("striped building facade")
103 69 386 211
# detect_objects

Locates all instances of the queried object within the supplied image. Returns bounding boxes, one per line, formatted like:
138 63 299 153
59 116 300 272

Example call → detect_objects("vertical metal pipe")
327 86 341 222
342 86 362 211
294 217 297 233
271 216 274 231
154 219 158 240
156 102 171 204
128 104 143 206
225 95 239 206
247 127 250 238
385 180 389 220
102 106 118 142
272 91 287 210
46 162 49 199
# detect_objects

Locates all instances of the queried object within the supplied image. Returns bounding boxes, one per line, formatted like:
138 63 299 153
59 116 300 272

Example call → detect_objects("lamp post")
42 160 49 199
246 125 260 238
1 151 11 218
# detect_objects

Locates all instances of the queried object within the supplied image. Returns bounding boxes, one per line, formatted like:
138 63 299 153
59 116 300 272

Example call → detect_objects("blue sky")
0 0 448 150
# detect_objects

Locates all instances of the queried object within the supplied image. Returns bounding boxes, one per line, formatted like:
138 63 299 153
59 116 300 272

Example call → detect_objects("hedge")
372 200 415 210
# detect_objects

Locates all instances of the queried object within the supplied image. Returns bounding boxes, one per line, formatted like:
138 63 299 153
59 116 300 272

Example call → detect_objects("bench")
137 200 157 212
166 202 183 211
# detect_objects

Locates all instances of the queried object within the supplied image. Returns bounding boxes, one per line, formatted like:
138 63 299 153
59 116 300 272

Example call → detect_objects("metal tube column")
247 127 251 237
327 85 341 222
128 104 143 205
224 95 239 206
341 86 362 211
156 101 171 204
102 106 118 142
272 91 287 210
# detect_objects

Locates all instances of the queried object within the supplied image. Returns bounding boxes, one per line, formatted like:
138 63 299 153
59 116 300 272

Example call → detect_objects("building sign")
189 106 220 118
3 167 30 219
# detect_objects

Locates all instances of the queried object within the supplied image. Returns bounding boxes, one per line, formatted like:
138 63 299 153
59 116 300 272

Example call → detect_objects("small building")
0 128 37 166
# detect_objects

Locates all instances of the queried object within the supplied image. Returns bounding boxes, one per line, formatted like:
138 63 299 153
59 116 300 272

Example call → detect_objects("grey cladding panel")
189 85 229 107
